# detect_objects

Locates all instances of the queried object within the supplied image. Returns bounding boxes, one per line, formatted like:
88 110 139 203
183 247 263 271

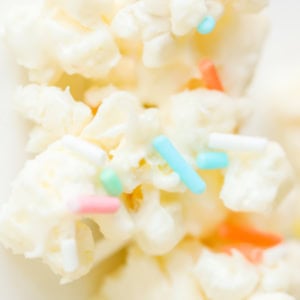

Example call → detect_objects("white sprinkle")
208 133 268 152
62 135 107 166
61 239 79 273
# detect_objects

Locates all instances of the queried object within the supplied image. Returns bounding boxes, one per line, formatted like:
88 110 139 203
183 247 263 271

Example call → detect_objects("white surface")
0 0 300 299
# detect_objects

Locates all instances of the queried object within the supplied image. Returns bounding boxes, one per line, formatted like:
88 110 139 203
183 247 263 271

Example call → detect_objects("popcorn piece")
82 91 141 150
15 85 92 153
5 5 120 83
259 262 291 293
0 140 101 282
133 187 184 255
4 5 61 83
221 142 294 213
194 250 259 300
266 242 300 298
44 15 120 79
83 91 171 193
164 89 242 162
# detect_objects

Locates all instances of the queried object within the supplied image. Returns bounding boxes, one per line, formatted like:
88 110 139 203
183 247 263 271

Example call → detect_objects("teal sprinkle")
197 152 229 170
153 135 206 194
100 168 123 196
197 16 216 35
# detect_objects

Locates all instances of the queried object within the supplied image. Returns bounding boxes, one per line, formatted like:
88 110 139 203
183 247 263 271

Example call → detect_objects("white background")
0 1 300 299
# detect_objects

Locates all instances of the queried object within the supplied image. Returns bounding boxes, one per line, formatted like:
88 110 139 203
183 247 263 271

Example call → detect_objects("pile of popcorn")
1 0 300 299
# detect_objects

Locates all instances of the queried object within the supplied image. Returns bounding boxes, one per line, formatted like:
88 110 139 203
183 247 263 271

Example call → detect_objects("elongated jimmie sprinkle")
61 238 79 272
70 195 120 214
153 135 206 194
217 222 283 248
197 152 229 170
62 135 107 166
208 133 268 152
199 59 224 91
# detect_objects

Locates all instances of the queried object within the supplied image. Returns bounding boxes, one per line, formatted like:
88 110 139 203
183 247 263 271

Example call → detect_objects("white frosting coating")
194 250 259 300
2 0 299 297
221 142 294 213
15 85 92 153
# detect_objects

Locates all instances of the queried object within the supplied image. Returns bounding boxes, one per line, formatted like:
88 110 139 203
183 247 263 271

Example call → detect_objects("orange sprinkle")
199 59 224 91
222 244 263 264
217 222 283 248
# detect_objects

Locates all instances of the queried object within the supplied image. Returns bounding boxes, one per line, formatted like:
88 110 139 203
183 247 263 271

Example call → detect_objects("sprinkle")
208 133 268 152
197 16 216 35
100 168 123 196
197 152 229 170
217 222 283 248
153 135 206 194
61 239 79 272
70 195 120 214
61 135 107 166
199 59 224 91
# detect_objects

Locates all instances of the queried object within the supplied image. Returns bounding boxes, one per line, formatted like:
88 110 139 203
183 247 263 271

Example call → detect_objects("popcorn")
194 250 259 300
221 142 294 213
5 5 120 83
3 0 300 299
82 91 142 151
0 141 99 282
133 186 185 255
259 262 291 293
165 89 242 162
15 85 92 153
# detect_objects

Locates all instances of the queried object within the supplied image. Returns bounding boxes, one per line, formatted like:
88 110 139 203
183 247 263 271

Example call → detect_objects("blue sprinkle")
197 16 216 35
153 135 206 194
196 152 229 170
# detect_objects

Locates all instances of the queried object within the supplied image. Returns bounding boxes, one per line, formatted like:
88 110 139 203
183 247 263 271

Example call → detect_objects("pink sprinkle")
70 195 120 214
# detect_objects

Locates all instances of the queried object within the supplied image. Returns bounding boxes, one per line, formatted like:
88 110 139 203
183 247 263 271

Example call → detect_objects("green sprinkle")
100 168 123 196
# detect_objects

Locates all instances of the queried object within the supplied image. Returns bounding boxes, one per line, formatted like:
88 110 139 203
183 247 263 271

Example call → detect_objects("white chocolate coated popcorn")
4 4 120 83
0 141 99 283
221 142 294 213
15 85 92 153
2 0 300 298
194 250 259 300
